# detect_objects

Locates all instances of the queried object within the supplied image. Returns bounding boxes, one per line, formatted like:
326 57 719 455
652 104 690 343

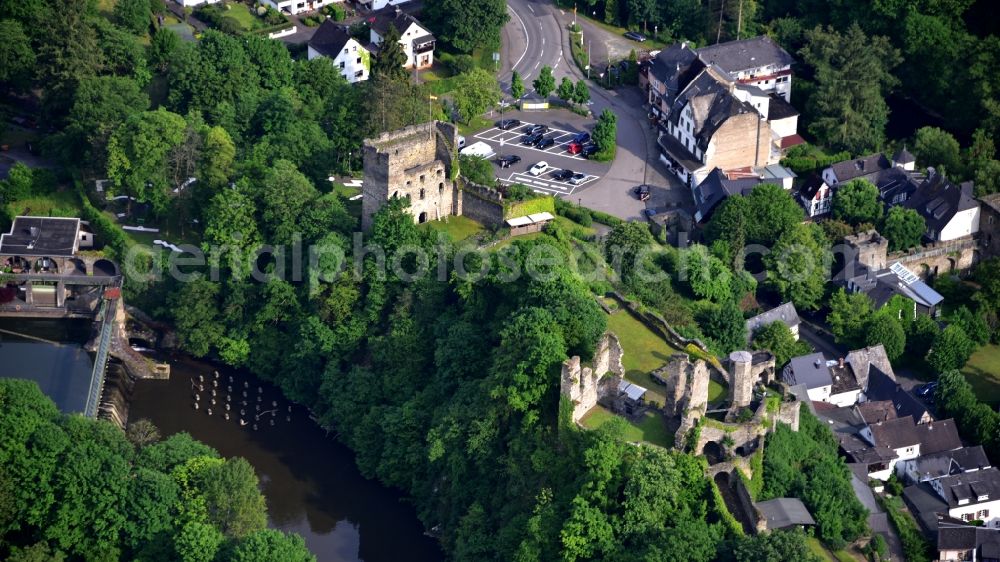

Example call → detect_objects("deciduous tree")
533 66 556 98
832 179 882 226
882 206 926 251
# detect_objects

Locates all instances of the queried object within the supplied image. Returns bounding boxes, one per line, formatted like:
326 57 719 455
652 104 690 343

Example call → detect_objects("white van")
460 141 495 159
457 135 466 148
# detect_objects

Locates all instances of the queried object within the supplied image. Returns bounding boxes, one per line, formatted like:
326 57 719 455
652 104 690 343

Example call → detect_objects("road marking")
542 37 545 46
528 4 534 13
501 171 600 195
507 5 530 72
554 62 559 69
533 61 540 70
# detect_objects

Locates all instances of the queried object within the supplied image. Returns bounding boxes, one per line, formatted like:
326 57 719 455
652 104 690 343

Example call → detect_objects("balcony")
413 40 435 54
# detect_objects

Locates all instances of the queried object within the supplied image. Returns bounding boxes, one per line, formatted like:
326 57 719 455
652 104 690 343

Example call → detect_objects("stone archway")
93 259 118 276
704 441 725 466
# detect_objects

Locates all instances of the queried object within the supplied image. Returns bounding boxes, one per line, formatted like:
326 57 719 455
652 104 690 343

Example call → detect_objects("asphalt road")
500 0 688 221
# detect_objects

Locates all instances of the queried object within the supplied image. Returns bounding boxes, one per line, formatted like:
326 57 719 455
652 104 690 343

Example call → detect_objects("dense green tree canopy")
832 180 883 226
751 321 811 368
423 0 509 52
800 24 901 154
882 206 926 251
765 223 830 310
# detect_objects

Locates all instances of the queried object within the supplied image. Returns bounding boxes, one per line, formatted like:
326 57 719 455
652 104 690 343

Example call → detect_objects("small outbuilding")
754 498 816 531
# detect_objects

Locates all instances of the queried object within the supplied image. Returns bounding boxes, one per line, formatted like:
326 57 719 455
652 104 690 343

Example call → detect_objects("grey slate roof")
868 416 922 450
754 498 816 529
904 170 979 237
0 216 80 257
668 68 757 153
647 43 706 107
695 36 795 74
846 345 894 393
937 468 1000 509
937 525 979 550
865 367 930 424
855 400 897 424
308 20 354 59
914 419 962 456
907 446 991 483
893 146 916 165
370 9 429 39
746 302 800 339
829 153 892 183
784 353 831 390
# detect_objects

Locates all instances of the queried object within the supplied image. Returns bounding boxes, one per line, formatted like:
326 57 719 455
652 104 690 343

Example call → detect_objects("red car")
567 142 583 155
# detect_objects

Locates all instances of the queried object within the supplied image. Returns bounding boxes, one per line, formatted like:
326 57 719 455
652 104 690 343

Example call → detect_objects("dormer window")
959 498 970 505
979 495 990 502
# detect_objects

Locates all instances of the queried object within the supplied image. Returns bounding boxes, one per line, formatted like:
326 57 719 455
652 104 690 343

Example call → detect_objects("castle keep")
362 121 460 230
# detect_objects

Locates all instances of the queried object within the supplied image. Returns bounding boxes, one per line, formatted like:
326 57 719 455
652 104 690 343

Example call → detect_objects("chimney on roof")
681 41 688 50
394 5 401 15
839 357 845 368
814 358 822 368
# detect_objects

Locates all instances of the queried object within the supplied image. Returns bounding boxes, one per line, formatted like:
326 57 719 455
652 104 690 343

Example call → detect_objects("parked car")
624 31 647 42
536 136 556 149
571 132 591 144
581 143 599 158
569 173 587 185
497 154 522 168
552 169 574 181
916 382 938 397
567 142 583 155
497 119 522 130
642 208 658 219
528 124 549 135
457 135 466 148
635 184 651 201
528 161 549 176
521 132 543 145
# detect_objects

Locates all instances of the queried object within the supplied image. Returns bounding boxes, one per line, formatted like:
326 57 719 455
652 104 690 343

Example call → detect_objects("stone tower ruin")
844 230 889 271
663 353 710 417
362 121 460 230
560 332 625 423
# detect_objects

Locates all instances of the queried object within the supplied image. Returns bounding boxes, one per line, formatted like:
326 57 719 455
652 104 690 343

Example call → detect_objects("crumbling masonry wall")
560 332 625 423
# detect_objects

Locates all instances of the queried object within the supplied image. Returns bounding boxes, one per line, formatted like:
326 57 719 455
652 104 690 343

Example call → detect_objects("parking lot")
469 113 612 196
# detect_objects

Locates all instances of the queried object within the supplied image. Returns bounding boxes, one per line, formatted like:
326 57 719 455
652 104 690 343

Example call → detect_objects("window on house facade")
420 174 425 182
978 509 990 519
439 182 444 192
357 57 361 64
963 513 974 521
340 61 345 69
419 188 425 200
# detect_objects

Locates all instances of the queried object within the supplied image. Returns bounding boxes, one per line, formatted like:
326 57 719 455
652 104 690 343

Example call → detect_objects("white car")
529 161 549 176
457 135 466 148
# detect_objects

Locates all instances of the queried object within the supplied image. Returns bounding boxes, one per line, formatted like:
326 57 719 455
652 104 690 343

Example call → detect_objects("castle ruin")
560 332 626 423
361 121 508 231
362 121 460 230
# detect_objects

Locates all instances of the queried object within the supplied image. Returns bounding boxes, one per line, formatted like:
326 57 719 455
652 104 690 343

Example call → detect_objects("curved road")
500 0 684 221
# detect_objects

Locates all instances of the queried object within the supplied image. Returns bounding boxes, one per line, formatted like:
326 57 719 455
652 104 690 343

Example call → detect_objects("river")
0 320 443 562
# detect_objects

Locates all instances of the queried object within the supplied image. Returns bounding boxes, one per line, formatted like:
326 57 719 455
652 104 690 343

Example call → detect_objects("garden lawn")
6 191 83 218
962 344 1000 405
580 406 672 448
418 215 484 243
223 3 258 31
605 309 677 406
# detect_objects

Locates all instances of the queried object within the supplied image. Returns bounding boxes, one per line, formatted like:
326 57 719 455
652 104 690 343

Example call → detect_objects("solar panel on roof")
889 262 920 285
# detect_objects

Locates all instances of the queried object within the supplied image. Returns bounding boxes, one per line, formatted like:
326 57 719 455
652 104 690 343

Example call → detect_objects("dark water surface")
0 318 94 413
127 355 443 562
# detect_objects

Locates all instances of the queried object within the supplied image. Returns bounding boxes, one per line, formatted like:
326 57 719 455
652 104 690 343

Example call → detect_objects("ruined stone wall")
686 360 710 415
560 332 625 423
459 182 505 228
889 236 979 278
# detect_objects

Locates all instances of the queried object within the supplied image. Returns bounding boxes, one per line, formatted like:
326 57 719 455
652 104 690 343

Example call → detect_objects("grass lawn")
580 406 673 448
6 191 83 218
606 309 677 406
331 183 361 199
456 115 494 138
805 537 857 562
708 379 726 403
962 343 1000 405
418 215 484 243
222 2 258 30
